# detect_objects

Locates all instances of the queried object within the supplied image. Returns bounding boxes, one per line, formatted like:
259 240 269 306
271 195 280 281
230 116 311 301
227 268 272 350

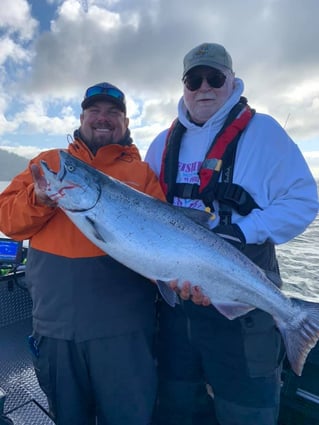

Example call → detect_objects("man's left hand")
31 164 57 208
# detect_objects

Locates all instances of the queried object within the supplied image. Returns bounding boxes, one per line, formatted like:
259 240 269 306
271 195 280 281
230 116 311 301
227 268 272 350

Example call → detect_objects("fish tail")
277 298 319 376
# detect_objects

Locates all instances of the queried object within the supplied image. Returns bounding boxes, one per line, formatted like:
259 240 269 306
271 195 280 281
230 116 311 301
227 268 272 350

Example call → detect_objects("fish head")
40 150 101 212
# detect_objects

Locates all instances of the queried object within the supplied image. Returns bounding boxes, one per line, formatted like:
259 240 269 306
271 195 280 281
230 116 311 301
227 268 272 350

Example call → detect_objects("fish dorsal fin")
176 206 214 228
156 280 180 307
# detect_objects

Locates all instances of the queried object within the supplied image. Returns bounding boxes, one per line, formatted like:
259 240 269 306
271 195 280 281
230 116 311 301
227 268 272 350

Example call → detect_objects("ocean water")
0 180 318 299
277 213 319 300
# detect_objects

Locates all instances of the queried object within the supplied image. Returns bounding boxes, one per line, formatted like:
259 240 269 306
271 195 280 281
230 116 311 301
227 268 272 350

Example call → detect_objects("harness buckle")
202 158 223 171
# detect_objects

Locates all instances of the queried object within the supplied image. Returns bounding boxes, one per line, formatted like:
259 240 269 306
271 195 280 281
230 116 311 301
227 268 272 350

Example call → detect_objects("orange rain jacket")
0 138 165 341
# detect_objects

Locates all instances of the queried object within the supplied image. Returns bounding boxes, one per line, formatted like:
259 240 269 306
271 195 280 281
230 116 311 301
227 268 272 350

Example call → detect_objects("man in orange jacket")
0 82 165 425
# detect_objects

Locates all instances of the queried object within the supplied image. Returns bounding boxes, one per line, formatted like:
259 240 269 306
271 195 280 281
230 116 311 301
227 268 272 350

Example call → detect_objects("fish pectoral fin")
156 280 180 307
85 216 105 242
213 301 255 320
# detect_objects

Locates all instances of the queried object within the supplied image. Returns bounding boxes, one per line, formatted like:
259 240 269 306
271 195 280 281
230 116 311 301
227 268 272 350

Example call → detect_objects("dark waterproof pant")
31 329 157 425
155 300 283 425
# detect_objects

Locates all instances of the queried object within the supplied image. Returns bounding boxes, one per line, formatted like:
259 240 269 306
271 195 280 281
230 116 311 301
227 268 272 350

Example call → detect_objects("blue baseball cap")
81 82 126 113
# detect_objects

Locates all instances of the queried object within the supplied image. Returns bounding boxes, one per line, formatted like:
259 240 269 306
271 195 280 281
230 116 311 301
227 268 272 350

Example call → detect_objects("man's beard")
88 133 115 154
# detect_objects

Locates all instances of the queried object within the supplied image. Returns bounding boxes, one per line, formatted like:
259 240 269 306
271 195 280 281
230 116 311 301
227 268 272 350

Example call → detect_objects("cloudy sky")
1 0 319 177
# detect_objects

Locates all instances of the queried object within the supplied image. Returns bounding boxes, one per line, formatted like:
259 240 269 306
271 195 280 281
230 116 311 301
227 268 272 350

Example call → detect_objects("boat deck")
0 272 54 424
1 271 319 425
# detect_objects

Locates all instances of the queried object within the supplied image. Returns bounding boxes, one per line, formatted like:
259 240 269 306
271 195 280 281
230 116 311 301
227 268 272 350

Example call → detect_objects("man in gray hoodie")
146 42 319 425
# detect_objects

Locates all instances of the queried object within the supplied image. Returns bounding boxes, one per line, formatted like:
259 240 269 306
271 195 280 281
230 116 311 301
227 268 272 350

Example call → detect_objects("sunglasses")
84 84 125 102
183 70 226 91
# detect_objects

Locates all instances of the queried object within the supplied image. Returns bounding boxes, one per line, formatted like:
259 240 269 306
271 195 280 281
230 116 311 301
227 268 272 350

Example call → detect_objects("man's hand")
31 164 57 208
169 280 211 306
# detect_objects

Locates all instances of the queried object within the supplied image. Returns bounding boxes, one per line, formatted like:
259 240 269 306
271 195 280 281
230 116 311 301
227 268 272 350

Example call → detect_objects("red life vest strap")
199 104 254 193
159 97 260 216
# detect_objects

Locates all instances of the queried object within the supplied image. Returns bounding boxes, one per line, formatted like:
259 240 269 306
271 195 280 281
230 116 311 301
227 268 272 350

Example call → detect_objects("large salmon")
40 150 319 376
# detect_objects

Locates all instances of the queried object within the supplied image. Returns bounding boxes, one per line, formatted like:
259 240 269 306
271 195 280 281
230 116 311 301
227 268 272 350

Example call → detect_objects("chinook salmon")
40 150 319 376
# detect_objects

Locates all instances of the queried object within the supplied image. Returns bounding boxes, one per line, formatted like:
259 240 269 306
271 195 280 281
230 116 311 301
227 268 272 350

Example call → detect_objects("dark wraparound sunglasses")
183 70 227 91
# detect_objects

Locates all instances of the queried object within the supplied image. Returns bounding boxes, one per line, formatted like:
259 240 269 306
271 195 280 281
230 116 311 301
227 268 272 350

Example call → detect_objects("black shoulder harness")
159 97 261 223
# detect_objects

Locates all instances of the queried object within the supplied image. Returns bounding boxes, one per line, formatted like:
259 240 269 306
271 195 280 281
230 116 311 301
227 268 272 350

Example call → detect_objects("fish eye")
67 164 75 172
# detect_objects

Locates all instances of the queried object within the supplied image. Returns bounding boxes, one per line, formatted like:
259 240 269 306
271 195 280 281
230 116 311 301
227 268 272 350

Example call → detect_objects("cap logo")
194 44 210 58
183 43 232 77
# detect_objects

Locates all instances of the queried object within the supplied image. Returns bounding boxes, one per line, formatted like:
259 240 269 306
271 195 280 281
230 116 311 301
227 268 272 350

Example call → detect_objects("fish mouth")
40 158 77 201
40 160 59 186
40 156 66 183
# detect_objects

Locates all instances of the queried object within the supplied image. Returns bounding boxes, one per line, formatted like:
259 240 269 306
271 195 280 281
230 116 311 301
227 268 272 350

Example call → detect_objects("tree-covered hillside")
0 149 29 180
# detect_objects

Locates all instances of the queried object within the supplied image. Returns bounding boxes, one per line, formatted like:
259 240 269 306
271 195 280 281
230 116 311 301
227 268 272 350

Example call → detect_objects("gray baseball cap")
183 43 233 77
